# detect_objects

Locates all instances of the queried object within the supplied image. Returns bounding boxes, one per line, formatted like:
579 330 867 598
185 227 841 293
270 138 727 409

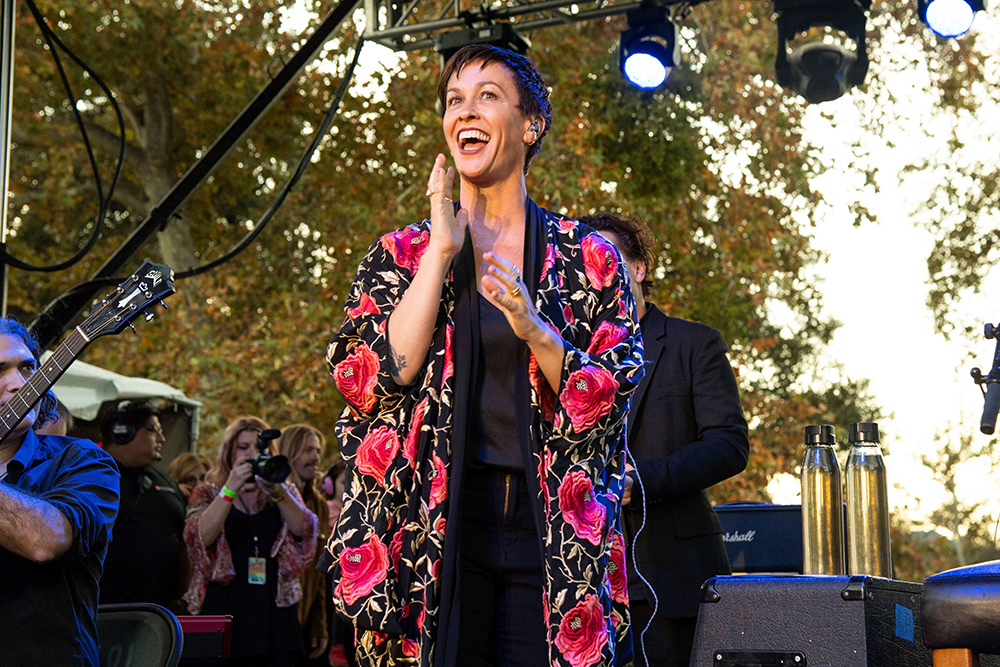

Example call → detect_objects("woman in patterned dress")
322 44 645 667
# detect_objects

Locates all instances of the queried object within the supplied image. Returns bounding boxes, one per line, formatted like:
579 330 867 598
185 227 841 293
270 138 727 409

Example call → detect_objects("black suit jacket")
624 304 750 618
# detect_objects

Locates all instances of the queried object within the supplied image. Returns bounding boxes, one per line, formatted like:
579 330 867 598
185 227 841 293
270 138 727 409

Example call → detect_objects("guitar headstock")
81 260 175 339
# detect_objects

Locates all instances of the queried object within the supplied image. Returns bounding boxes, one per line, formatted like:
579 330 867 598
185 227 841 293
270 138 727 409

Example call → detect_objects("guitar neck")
0 328 90 442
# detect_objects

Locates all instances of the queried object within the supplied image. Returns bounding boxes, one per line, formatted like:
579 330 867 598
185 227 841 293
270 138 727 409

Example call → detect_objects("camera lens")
258 454 291 484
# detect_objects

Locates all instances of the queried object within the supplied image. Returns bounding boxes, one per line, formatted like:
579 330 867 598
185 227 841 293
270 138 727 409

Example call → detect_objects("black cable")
31 28 364 325
3 0 126 273
177 34 366 280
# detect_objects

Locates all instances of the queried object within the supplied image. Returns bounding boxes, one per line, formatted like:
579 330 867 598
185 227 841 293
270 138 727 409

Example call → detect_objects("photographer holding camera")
183 415 318 667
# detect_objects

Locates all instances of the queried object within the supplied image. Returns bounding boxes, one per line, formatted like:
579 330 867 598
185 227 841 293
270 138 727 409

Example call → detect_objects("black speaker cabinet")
690 575 931 667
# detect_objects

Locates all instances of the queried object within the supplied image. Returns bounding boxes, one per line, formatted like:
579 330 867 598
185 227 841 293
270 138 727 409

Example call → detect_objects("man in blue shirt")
0 317 120 665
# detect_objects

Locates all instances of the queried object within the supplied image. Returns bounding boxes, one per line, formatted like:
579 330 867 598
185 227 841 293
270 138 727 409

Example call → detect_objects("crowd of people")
109 409 357 666
0 43 750 667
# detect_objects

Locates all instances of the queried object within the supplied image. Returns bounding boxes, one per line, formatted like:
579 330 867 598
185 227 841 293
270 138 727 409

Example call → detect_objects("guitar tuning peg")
129 323 138 334
145 312 156 322
159 300 169 310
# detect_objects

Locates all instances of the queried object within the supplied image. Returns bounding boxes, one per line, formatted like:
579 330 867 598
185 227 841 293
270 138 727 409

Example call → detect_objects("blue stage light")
619 7 679 91
919 0 984 38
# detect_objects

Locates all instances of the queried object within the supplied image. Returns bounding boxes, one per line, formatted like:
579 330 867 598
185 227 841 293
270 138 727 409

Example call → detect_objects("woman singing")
322 45 644 666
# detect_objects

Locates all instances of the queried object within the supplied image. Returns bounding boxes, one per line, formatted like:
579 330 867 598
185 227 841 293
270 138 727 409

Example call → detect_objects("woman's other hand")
482 251 565 392
481 251 543 342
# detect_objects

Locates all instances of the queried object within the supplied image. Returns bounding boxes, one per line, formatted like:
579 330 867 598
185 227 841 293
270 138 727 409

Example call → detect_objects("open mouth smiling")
459 129 491 150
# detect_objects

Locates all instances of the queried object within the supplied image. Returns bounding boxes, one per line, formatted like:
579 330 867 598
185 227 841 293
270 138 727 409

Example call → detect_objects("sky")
765 12 1000 540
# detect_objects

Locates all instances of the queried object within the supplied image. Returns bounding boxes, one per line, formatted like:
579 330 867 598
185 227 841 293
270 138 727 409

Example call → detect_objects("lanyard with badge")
248 532 267 585
239 493 267 585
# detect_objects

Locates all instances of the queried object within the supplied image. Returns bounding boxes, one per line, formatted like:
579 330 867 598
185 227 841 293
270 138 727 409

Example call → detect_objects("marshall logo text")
722 529 757 543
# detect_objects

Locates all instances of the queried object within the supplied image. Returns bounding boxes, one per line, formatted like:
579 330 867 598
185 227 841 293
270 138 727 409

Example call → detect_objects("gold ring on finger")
510 284 522 297
425 188 439 197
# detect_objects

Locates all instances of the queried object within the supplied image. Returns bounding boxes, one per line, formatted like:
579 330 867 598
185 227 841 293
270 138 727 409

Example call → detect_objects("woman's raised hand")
426 153 467 260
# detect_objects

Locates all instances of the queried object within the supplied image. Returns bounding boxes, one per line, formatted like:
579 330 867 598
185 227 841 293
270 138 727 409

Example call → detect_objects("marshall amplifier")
690 574 933 667
713 502 805 573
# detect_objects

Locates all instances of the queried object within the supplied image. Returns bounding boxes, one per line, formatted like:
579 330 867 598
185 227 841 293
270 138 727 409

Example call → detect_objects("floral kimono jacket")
321 199 645 667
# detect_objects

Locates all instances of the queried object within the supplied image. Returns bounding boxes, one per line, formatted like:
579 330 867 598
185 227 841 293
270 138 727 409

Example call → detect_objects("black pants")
456 467 548 667
630 598 698 667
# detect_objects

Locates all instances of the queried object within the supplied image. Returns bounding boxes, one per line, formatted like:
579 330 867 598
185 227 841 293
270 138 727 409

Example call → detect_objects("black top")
0 431 120 666
100 466 187 606
470 293 524 471
201 502 302 658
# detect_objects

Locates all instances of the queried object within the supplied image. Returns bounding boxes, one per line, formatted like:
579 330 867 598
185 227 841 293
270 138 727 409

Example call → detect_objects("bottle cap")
849 422 880 443
804 424 836 445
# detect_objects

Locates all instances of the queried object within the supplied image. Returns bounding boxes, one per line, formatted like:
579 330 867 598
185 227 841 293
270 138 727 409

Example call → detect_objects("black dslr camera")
251 428 291 484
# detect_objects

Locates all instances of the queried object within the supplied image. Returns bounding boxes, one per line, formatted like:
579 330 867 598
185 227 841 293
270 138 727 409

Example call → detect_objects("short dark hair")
99 399 158 445
0 317 41 362
578 212 657 293
437 44 553 174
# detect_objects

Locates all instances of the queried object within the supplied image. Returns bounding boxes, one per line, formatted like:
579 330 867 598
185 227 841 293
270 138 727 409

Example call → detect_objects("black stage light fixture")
434 23 531 64
918 0 986 38
773 0 871 104
619 5 680 90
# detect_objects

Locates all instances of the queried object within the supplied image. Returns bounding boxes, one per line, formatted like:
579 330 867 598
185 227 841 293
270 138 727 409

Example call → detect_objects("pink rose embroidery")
529 354 555 423
347 292 380 320
442 324 454 387
402 640 419 657
559 217 576 232
381 226 429 275
587 321 628 355
559 365 619 432
563 303 576 326
537 447 555 510
609 532 628 604
541 243 556 278
581 234 619 291
336 535 390 605
334 344 380 413
554 594 609 667
558 470 607 545
434 516 447 537
428 452 448 509
403 398 428 469
389 525 404 571
356 426 400 481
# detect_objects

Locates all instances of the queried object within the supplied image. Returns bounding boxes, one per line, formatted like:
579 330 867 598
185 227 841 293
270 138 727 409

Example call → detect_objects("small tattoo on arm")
390 345 408 377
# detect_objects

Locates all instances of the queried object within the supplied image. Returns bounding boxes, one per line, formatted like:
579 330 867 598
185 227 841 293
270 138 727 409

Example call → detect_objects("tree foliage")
7 0 883 484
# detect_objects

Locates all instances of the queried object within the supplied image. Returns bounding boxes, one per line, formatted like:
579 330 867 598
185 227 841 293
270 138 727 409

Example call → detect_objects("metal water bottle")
845 422 893 578
801 424 845 575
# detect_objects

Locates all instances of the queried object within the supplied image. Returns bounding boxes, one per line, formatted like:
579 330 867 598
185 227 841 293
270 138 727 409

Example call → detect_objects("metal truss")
362 0 654 52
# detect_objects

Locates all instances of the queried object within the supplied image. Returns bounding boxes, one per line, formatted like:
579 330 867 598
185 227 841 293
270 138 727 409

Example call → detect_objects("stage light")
434 23 531 64
918 0 985 38
619 6 679 90
773 0 871 104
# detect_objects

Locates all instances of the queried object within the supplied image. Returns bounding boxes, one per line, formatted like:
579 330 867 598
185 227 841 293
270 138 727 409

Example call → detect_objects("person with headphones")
98 399 191 612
